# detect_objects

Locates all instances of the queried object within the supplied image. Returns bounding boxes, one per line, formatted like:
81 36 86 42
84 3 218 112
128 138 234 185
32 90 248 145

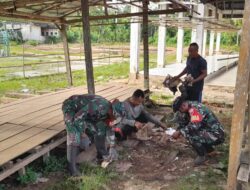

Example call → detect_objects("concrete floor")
146 54 239 77
206 66 237 87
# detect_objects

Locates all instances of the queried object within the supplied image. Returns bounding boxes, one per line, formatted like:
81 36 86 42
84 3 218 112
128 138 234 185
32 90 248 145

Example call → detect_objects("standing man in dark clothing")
173 43 207 102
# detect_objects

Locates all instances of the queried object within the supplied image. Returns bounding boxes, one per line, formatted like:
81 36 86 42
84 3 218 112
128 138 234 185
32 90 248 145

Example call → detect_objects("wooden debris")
237 164 250 183
121 139 140 148
115 162 133 172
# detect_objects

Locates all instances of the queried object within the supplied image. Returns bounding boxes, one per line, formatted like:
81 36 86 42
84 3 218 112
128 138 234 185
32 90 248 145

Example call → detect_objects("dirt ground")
2 102 232 190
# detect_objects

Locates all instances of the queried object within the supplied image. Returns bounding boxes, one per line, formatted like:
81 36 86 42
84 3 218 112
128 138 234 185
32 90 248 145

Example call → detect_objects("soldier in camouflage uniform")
62 94 117 176
171 97 225 165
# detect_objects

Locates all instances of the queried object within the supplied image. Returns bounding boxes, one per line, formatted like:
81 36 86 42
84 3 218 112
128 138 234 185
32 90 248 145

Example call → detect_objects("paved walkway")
146 54 239 78
206 66 237 87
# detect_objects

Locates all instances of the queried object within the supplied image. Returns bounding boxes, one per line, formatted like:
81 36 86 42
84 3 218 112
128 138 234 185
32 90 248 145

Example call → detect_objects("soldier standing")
62 95 118 176
171 97 225 165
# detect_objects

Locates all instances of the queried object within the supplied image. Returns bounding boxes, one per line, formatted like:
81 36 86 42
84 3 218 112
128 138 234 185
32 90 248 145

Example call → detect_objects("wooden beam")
60 24 73 87
66 8 187 24
227 0 250 189
142 0 149 90
81 0 95 94
0 136 66 182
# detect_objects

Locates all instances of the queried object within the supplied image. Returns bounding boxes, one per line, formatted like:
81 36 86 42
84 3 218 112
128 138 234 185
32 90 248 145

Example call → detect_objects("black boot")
67 145 81 176
191 142 207 166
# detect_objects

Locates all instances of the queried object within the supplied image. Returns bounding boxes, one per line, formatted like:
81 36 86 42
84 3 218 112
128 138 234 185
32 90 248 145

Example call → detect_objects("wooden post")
81 0 95 94
60 24 73 86
227 0 250 189
142 0 149 90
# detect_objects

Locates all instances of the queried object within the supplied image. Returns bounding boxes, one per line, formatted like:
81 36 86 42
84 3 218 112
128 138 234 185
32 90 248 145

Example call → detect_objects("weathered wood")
67 8 187 24
81 0 95 94
60 24 73 87
0 136 66 182
227 0 250 189
237 164 250 183
142 0 149 90
17 159 26 176
0 129 60 166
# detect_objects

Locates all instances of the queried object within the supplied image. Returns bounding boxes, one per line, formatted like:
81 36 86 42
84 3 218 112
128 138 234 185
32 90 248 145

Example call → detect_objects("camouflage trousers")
180 123 225 156
66 120 114 147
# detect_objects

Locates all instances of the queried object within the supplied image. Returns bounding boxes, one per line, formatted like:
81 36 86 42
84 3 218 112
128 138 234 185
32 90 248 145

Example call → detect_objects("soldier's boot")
192 142 207 166
67 145 81 176
95 135 109 163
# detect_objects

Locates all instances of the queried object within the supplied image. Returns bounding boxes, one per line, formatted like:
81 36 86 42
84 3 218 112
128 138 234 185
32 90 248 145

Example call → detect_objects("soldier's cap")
172 96 184 112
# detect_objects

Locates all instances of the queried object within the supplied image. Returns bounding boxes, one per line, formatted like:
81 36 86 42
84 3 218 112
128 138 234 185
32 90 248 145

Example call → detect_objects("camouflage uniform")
178 101 225 156
62 95 114 147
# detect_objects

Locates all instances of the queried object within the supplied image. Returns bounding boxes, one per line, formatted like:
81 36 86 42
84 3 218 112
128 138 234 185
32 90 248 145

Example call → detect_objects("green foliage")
43 156 67 174
45 36 61 44
17 167 38 185
67 27 81 43
26 40 40 46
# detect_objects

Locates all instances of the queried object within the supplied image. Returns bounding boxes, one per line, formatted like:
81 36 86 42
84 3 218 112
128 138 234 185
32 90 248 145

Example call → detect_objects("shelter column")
191 28 197 43
215 32 221 54
142 0 149 90
81 0 95 94
157 4 167 68
209 31 215 56
60 24 73 86
176 13 184 64
202 30 207 57
195 3 205 55
129 4 141 79
227 0 250 189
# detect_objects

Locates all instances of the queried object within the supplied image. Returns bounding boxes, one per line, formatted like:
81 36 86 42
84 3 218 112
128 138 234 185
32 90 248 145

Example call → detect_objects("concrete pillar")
195 3 205 55
157 4 167 68
216 32 221 54
202 30 207 57
191 28 197 43
130 5 141 77
176 13 184 64
209 31 215 56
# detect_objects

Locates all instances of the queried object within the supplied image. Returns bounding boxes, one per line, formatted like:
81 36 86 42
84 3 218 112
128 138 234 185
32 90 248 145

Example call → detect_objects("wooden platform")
0 84 136 180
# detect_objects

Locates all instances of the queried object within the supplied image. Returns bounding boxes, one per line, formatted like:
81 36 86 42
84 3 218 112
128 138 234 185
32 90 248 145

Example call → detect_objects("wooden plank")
0 136 66 181
0 123 20 133
35 114 63 129
0 124 30 142
237 164 250 183
0 85 115 120
81 0 95 94
0 129 61 166
227 0 250 189
0 85 115 124
0 128 45 152
13 85 122 126
22 110 62 127
49 121 65 131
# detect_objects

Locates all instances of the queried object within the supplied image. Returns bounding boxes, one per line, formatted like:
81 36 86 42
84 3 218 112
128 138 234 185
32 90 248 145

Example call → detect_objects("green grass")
150 92 174 105
0 62 129 97
46 163 118 190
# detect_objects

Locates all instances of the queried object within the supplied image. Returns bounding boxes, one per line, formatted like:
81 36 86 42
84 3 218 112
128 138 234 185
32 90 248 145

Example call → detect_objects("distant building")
5 22 60 42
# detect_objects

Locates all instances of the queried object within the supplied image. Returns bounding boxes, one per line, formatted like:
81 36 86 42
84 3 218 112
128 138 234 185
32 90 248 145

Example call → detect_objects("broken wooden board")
237 163 250 183
136 115 165 141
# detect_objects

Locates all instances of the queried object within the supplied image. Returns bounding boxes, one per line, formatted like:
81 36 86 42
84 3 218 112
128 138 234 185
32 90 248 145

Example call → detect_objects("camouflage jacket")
179 101 224 134
62 95 112 144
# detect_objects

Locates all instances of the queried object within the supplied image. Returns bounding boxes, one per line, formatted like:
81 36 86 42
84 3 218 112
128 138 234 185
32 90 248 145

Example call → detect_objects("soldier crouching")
171 97 225 166
62 94 118 176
